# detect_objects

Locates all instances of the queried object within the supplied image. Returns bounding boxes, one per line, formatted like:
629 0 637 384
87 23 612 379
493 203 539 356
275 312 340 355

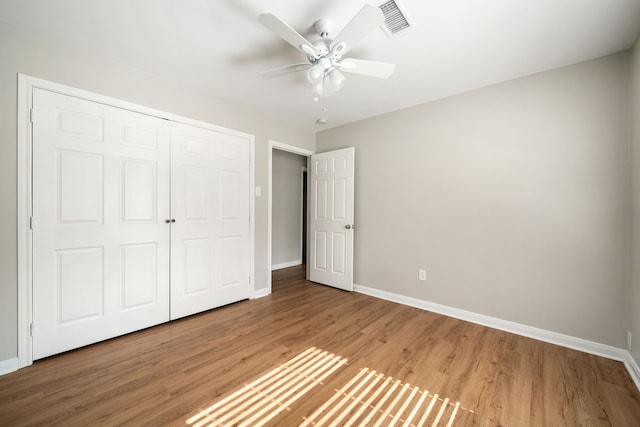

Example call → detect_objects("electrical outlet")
418 269 426 281
628 330 633 351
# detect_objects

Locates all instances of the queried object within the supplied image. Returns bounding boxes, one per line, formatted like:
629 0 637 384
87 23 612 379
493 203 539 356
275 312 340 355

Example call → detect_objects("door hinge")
29 216 33 231
30 323 34 337
29 108 35 123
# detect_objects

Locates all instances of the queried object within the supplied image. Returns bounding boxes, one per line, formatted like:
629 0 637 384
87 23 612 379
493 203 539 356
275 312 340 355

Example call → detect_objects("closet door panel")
217 139 251 296
170 122 251 320
32 89 171 360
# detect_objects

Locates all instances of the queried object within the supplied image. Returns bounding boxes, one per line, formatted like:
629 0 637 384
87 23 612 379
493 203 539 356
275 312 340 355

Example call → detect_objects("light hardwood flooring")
1 264 639 426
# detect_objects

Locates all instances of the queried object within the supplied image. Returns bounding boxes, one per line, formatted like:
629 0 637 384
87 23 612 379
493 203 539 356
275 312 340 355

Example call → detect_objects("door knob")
345 224 352 230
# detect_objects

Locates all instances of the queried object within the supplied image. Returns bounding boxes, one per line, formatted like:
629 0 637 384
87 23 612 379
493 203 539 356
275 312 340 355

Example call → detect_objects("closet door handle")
165 219 176 223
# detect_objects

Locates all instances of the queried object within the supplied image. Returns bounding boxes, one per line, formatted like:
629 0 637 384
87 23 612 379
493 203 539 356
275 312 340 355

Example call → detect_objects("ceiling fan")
258 4 395 101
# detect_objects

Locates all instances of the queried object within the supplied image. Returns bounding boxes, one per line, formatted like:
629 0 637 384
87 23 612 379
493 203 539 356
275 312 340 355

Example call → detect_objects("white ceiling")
2 0 640 132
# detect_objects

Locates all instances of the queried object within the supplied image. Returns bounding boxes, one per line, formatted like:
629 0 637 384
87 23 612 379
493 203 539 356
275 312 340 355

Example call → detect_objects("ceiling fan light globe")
307 64 324 84
324 86 337 97
312 82 324 96
313 81 337 98
328 69 346 91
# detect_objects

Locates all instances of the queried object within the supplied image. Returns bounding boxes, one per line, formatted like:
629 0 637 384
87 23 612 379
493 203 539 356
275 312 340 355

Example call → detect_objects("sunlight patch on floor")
301 367 472 427
186 347 348 427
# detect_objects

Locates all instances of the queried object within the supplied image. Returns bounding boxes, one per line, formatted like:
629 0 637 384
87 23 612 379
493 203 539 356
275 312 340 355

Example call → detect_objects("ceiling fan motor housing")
314 18 333 38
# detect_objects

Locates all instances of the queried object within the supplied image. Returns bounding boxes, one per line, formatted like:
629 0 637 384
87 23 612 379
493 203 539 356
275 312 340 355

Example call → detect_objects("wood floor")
1 265 639 426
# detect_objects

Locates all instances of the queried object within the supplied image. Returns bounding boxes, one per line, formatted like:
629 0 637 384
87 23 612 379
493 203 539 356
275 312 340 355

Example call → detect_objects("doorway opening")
267 141 314 294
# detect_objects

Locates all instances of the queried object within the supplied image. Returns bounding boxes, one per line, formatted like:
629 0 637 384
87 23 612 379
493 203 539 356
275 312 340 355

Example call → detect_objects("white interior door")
308 147 355 291
32 88 171 359
170 122 251 320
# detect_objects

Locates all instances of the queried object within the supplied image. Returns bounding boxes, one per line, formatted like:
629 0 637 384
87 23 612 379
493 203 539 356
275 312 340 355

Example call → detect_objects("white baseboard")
251 288 271 299
625 352 640 392
0 358 18 376
271 260 302 271
354 284 627 363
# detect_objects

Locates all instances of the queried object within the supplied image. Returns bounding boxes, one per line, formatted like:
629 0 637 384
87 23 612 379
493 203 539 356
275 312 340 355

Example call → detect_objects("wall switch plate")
628 330 633 351
418 269 426 281
255 186 262 197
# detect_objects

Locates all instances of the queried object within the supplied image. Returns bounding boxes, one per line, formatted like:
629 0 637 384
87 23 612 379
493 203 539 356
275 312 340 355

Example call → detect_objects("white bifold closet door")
32 88 171 359
169 122 251 320
32 88 251 360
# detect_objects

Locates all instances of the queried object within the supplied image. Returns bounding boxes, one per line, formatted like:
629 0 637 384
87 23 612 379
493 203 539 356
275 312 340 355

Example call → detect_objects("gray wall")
272 150 307 268
317 53 630 348
0 25 314 362
631 37 640 366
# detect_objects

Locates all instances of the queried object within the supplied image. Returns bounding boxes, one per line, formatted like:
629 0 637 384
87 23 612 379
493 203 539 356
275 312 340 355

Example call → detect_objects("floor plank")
0 264 639 426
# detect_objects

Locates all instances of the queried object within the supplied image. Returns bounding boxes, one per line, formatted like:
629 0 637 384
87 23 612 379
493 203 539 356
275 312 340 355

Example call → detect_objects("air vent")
378 0 413 37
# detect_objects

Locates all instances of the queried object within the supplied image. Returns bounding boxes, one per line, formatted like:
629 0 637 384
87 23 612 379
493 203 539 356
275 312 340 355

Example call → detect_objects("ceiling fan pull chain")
322 76 328 113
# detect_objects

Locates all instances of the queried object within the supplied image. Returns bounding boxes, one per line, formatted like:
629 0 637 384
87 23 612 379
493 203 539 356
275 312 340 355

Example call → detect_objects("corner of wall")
625 350 640 392
627 32 640 375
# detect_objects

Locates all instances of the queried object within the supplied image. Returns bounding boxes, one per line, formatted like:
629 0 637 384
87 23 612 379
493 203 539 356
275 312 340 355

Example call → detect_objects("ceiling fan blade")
330 5 385 56
339 58 395 79
258 13 316 54
259 63 311 78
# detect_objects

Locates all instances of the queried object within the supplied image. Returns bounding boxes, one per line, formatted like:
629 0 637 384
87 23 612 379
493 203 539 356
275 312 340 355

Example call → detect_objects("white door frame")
300 166 307 265
17 74 255 369
267 140 314 294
